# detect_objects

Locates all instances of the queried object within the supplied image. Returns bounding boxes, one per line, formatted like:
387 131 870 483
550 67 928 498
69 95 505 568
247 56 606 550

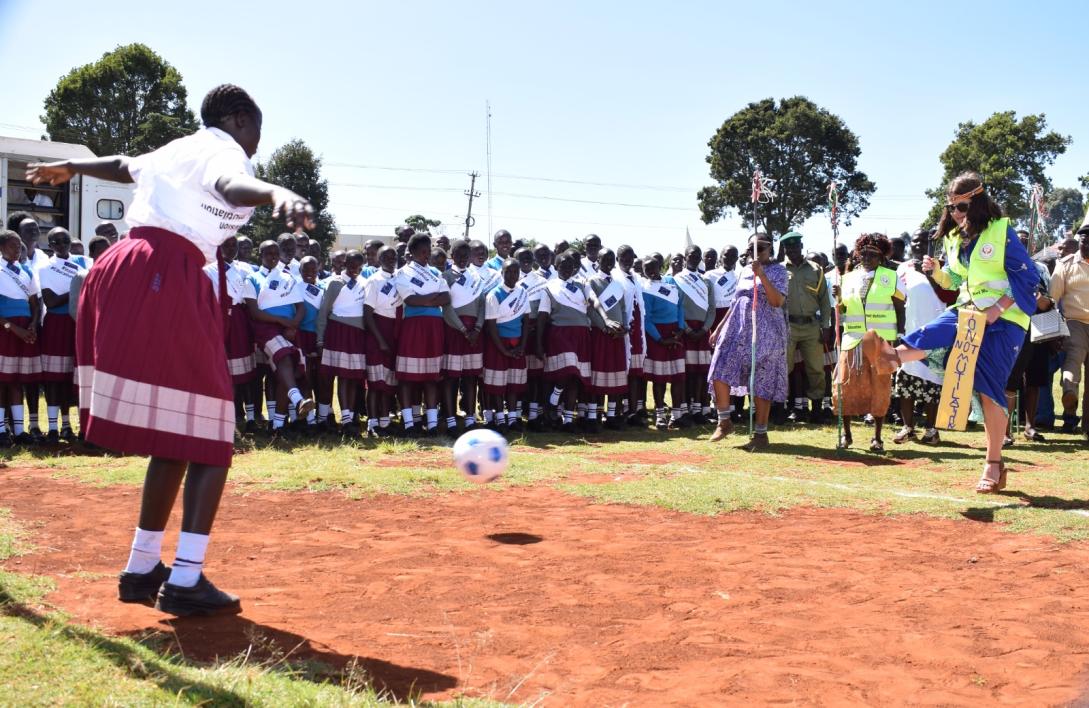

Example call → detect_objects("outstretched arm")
27 156 134 185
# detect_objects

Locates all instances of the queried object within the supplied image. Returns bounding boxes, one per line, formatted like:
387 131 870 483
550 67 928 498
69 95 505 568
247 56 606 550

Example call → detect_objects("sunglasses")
945 201 971 214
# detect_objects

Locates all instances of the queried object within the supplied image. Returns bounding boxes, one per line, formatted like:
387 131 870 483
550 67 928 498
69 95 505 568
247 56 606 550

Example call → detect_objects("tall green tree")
403 215 442 233
239 140 338 251
42 43 199 156
924 111 1070 226
697 96 875 236
1045 188 1085 232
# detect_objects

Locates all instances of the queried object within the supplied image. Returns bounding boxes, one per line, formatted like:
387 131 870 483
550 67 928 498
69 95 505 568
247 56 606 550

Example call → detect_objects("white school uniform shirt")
37 255 87 316
204 260 251 305
285 258 301 278
364 269 402 318
0 258 40 302
705 267 738 309
126 127 256 264
330 273 366 317
250 267 303 312
896 261 945 385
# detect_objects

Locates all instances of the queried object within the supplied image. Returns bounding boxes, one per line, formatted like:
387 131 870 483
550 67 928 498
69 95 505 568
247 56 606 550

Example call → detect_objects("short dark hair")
87 235 111 258
5 211 31 232
407 232 431 254
200 84 260 127
0 230 19 248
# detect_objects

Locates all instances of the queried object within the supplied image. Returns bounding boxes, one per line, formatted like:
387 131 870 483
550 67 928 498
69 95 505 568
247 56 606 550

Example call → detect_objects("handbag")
1030 308 1069 343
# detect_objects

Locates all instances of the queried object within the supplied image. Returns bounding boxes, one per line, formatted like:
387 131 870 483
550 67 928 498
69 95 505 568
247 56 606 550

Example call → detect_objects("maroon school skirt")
320 321 366 380
684 318 712 373
225 304 255 384
365 313 398 392
644 321 685 385
543 324 590 385
0 317 42 383
524 317 544 371
39 312 75 381
443 314 483 377
589 328 628 395
396 315 443 382
75 226 234 467
482 336 528 395
253 321 301 367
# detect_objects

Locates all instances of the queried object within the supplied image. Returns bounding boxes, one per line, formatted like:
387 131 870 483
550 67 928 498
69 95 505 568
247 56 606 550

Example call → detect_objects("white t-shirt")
127 127 256 263
897 261 946 384
364 270 402 318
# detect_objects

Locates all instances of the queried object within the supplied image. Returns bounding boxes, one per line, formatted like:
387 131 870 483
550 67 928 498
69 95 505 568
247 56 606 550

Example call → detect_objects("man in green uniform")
782 231 832 423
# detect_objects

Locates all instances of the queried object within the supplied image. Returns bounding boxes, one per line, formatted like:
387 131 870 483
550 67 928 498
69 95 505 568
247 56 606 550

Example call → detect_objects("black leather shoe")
155 574 241 617
118 561 171 604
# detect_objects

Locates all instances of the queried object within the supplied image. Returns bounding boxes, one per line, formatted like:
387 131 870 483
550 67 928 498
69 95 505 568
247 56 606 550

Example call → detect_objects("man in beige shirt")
1049 215 1089 436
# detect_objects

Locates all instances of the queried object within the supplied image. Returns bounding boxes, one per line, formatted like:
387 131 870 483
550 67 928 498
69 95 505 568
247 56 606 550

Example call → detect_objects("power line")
324 160 937 199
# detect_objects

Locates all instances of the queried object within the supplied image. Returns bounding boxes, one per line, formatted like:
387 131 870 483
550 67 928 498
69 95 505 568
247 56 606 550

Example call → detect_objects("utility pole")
463 171 480 238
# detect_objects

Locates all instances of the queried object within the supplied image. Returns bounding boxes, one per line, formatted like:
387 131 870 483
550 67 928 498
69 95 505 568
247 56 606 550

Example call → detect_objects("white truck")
0 135 134 245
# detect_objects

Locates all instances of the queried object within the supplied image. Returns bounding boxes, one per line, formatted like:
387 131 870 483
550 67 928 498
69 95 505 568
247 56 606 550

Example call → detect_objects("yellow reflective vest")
942 217 1029 329
841 266 898 350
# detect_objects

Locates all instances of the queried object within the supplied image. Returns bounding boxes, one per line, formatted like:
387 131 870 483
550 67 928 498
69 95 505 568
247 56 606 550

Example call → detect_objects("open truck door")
0 135 133 245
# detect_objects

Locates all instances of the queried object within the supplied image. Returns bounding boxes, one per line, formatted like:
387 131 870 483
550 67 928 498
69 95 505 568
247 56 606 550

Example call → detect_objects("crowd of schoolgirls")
0 212 111 445
197 226 749 439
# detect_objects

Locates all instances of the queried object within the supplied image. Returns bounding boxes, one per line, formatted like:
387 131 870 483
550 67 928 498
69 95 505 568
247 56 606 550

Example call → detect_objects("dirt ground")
3 467 1089 706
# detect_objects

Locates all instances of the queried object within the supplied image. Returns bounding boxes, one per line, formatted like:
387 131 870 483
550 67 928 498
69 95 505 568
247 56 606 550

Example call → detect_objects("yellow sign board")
935 308 987 431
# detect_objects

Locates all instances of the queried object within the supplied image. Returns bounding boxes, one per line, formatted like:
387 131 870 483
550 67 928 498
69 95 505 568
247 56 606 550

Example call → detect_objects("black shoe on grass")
155 574 241 617
118 562 171 604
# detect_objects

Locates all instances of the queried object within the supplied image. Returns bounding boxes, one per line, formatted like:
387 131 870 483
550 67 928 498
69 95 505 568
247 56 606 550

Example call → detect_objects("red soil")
2 467 1088 706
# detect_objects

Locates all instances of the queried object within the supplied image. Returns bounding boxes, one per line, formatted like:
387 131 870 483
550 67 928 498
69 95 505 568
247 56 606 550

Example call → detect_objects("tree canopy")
42 43 199 156
697 96 875 237
1045 188 1085 233
403 215 442 233
924 111 1071 226
239 140 338 251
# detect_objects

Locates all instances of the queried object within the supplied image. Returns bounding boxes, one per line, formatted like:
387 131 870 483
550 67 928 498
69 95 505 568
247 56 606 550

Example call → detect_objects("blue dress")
901 225 1038 407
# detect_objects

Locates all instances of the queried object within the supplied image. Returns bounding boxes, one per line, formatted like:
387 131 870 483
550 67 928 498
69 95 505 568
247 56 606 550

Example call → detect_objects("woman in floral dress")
707 233 788 450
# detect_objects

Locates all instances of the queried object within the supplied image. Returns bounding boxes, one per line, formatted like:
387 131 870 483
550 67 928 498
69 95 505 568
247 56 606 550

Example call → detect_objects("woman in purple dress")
707 233 788 450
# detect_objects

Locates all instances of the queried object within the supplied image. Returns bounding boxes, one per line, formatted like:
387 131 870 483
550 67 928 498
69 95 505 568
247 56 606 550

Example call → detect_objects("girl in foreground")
28 84 314 616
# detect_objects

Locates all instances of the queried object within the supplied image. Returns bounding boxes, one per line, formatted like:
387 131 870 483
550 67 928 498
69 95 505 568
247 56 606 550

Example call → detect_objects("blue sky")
1 0 1086 255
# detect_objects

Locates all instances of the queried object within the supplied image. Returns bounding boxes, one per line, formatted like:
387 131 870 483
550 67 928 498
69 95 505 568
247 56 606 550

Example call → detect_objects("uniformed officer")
782 231 832 423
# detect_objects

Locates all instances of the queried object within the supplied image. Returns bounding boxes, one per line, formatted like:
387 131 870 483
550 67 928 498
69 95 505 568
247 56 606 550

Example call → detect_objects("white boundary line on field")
674 466 1089 518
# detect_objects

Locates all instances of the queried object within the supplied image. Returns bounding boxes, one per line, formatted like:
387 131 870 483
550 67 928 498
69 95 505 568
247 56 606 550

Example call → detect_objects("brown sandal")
975 460 1007 494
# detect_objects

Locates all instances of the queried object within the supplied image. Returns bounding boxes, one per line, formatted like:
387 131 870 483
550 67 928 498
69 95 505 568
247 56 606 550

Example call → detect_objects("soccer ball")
453 429 509 484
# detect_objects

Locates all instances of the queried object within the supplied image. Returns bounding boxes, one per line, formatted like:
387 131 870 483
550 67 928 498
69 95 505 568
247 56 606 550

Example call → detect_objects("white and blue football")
452 429 509 484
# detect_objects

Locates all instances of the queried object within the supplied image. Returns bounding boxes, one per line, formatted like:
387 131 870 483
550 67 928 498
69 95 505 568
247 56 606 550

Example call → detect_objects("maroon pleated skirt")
75 226 233 467
589 328 628 395
543 324 590 385
684 318 712 373
0 316 42 383
365 313 398 392
39 312 74 381
396 315 443 382
225 304 255 384
253 321 300 367
320 321 366 380
644 321 685 385
482 336 528 395
442 314 483 377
